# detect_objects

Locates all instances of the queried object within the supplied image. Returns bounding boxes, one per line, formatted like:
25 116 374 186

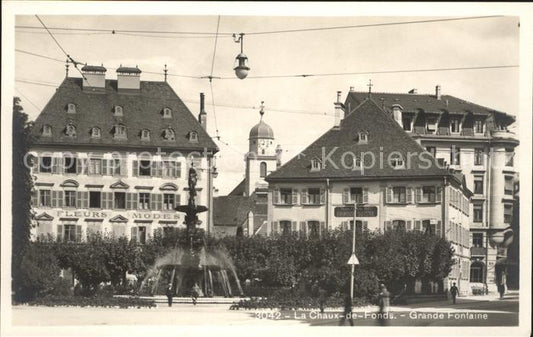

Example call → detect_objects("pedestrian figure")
191 283 200 305
318 287 327 314
498 283 505 299
166 283 173 307
339 294 354 326
377 283 390 326
450 282 459 304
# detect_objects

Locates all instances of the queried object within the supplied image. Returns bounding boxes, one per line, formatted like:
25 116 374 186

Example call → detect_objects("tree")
12 97 34 302
18 243 61 301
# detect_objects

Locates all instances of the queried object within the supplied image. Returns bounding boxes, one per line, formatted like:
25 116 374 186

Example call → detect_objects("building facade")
29 65 218 243
345 86 519 292
266 98 472 294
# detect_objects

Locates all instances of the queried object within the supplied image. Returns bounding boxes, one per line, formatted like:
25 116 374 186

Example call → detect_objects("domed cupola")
249 102 274 140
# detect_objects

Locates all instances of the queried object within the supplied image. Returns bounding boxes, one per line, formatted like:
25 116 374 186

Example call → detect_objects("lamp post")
233 33 250 79
347 204 360 299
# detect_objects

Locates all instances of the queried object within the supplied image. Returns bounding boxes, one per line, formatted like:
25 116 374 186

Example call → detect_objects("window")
162 161 180 178
114 192 126 209
421 186 436 203
307 188 321 205
91 127 101 138
280 221 291 236
474 176 484 195
139 193 150 210
280 188 293 205
163 128 175 141
474 119 484 134
472 233 484 248
89 191 101 208
392 187 406 204
110 158 121 176
390 156 404 169
64 157 77 174
39 190 51 207
350 187 363 204
450 146 460 165
473 203 483 223
402 117 412 131
426 117 437 133
163 108 172 118
139 160 151 176
67 103 76 114
349 220 364 236
114 106 123 116
189 131 198 143
450 118 461 133
422 220 435 235
65 124 76 137
39 156 52 173
358 132 368 144
88 158 102 175
42 125 52 136
132 226 147 244
64 190 76 208
260 162 267 178
505 148 514 167
474 148 484 166
426 147 436 158
470 262 484 283
114 125 127 139
504 204 513 224
387 220 406 231
141 129 150 140
504 176 514 195
163 194 175 210
63 225 79 242
307 221 319 239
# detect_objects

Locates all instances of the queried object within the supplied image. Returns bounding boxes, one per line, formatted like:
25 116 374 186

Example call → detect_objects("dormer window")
141 129 151 141
390 154 405 169
474 119 485 134
42 125 52 137
188 131 198 143
402 116 412 131
67 103 76 114
91 127 101 138
114 124 127 139
163 128 175 141
163 108 172 118
65 123 77 137
357 131 368 144
114 106 123 116
310 158 322 172
426 117 438 134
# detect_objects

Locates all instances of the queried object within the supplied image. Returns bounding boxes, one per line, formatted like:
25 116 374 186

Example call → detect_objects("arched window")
114 106 123 116
164 128 175 140
42 125 52 137
188 131 198 143
260 162 267 178
67 103 76 114
114 124 127 139
65 123 77 137
91 127 101 138
141 129 150 140
470 261 485 283
357 131 369 144
163 108 172 118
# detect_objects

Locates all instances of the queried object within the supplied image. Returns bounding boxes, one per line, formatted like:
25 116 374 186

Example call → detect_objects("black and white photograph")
2 2 532 337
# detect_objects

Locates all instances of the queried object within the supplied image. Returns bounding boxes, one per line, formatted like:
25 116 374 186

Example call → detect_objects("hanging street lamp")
233 33 250 79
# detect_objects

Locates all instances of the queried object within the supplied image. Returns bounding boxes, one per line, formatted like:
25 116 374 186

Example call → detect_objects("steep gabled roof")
267 98 450 181
213 195 252 227
31 77 218 151
346 91 515 124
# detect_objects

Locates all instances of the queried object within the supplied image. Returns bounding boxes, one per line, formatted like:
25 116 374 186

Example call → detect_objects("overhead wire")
208 15 221 140
15 88 42 112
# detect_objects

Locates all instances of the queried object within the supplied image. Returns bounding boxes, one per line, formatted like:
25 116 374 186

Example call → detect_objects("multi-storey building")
345 86 519 292
29 65 218 243
265 96 473 294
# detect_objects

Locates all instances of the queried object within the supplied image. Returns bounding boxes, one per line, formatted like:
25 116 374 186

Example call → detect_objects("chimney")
349 86 355 92
334 91 345 128
408 88 417 94
275 144 283 168
81 64 107 89
116 65 141 91
199 93 207 129
436 85 441 100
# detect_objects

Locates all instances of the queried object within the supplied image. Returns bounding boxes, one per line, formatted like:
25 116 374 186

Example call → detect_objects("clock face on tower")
258 139 267 152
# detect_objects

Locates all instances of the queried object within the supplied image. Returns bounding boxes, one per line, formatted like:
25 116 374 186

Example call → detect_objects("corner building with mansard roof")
29 65 218 244
266 96 473 295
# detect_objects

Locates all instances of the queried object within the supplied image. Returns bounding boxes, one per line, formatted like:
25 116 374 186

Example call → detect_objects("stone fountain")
139 166 243 298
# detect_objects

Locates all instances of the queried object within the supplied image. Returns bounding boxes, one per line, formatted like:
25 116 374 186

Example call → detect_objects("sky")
11 10 524 195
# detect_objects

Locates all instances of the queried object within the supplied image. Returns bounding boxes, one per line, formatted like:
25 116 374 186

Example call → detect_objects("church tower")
245 102 278 196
